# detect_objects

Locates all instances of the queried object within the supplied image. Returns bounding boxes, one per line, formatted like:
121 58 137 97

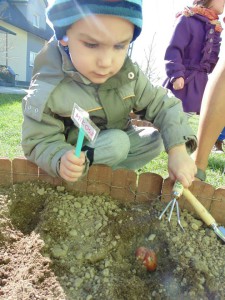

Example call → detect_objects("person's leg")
212 127 225 153
218 127 225 141
116 125 164 170
82 126 164 170
83 129 131 167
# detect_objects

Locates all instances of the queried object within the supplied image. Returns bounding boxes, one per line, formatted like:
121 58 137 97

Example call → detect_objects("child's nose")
97 50 113 68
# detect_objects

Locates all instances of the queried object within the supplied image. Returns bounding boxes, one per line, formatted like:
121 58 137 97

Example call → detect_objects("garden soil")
0 181 225 300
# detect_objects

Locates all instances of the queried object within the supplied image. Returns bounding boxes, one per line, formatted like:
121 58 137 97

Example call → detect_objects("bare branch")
139 33 161 84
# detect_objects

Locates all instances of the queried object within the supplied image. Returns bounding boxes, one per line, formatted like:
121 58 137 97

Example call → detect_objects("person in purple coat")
163 0 225 152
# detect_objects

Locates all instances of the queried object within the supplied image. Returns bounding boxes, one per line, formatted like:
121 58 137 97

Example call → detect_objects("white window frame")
33 14 40 28
30 51 38 67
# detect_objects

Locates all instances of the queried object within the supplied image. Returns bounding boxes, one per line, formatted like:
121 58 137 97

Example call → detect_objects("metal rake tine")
176 200 185 232
168 198 176 222
158 199 174 220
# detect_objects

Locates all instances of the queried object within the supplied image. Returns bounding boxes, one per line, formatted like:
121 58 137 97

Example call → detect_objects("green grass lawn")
139 115 225 188
0 94 24 159
0 93 224 187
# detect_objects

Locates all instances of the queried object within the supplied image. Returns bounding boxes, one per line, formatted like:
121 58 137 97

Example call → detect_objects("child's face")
61 15 134 84
208 0 225 14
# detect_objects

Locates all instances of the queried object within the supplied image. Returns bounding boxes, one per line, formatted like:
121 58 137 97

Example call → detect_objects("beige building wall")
0 21 27 82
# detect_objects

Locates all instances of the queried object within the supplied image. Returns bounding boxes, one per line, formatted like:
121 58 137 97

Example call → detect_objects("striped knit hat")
47 0 142 42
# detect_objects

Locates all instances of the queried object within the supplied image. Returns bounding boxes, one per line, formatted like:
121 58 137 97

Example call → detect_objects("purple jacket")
163 13 222 114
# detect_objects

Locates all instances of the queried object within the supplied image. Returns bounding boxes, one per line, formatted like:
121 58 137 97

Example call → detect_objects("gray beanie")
47 0 142 42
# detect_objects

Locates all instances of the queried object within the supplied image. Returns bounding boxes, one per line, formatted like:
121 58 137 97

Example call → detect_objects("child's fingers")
173 78 184 90
169 169 195 188
60 164 84 182
176 175 192 188
59 150 86 181
67 150 85 165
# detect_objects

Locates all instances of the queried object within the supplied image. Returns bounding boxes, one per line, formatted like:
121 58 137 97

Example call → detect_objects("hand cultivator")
159 181 184 231
159 181 225 243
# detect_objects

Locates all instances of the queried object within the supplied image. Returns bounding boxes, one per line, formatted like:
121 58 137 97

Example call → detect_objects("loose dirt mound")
0 181 225 300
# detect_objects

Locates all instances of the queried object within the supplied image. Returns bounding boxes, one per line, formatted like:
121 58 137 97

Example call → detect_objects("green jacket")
22 38 197 177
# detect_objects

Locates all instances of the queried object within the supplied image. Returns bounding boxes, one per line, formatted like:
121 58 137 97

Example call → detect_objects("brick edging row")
1 157 225 225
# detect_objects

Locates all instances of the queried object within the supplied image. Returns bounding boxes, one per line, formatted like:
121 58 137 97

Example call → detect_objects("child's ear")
60 36 68 46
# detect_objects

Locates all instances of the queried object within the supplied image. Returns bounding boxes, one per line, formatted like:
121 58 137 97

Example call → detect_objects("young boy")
22 0 197 188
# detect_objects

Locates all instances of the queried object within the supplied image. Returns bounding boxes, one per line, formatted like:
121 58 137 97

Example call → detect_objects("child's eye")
84 42 98 48
114 44 126 50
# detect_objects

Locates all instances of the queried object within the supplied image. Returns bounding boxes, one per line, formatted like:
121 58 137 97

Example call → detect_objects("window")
30 51 38 67
33 14 40 28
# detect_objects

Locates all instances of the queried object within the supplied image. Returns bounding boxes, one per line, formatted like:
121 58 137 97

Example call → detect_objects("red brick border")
0 157 225 225
0 157 11 186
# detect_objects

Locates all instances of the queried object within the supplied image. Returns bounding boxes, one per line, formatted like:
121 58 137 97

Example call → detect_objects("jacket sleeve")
209 31 221 73
164 16 191 83
21 39 74 177
22 96 74 177
133 67 197 154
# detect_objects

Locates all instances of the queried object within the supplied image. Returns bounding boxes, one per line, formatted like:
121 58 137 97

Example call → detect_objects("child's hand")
59 149 86 182
173 77 184 90
168 145 197 188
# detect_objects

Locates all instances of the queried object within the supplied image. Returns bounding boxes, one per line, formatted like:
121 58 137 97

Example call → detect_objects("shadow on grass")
0 94 23 106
